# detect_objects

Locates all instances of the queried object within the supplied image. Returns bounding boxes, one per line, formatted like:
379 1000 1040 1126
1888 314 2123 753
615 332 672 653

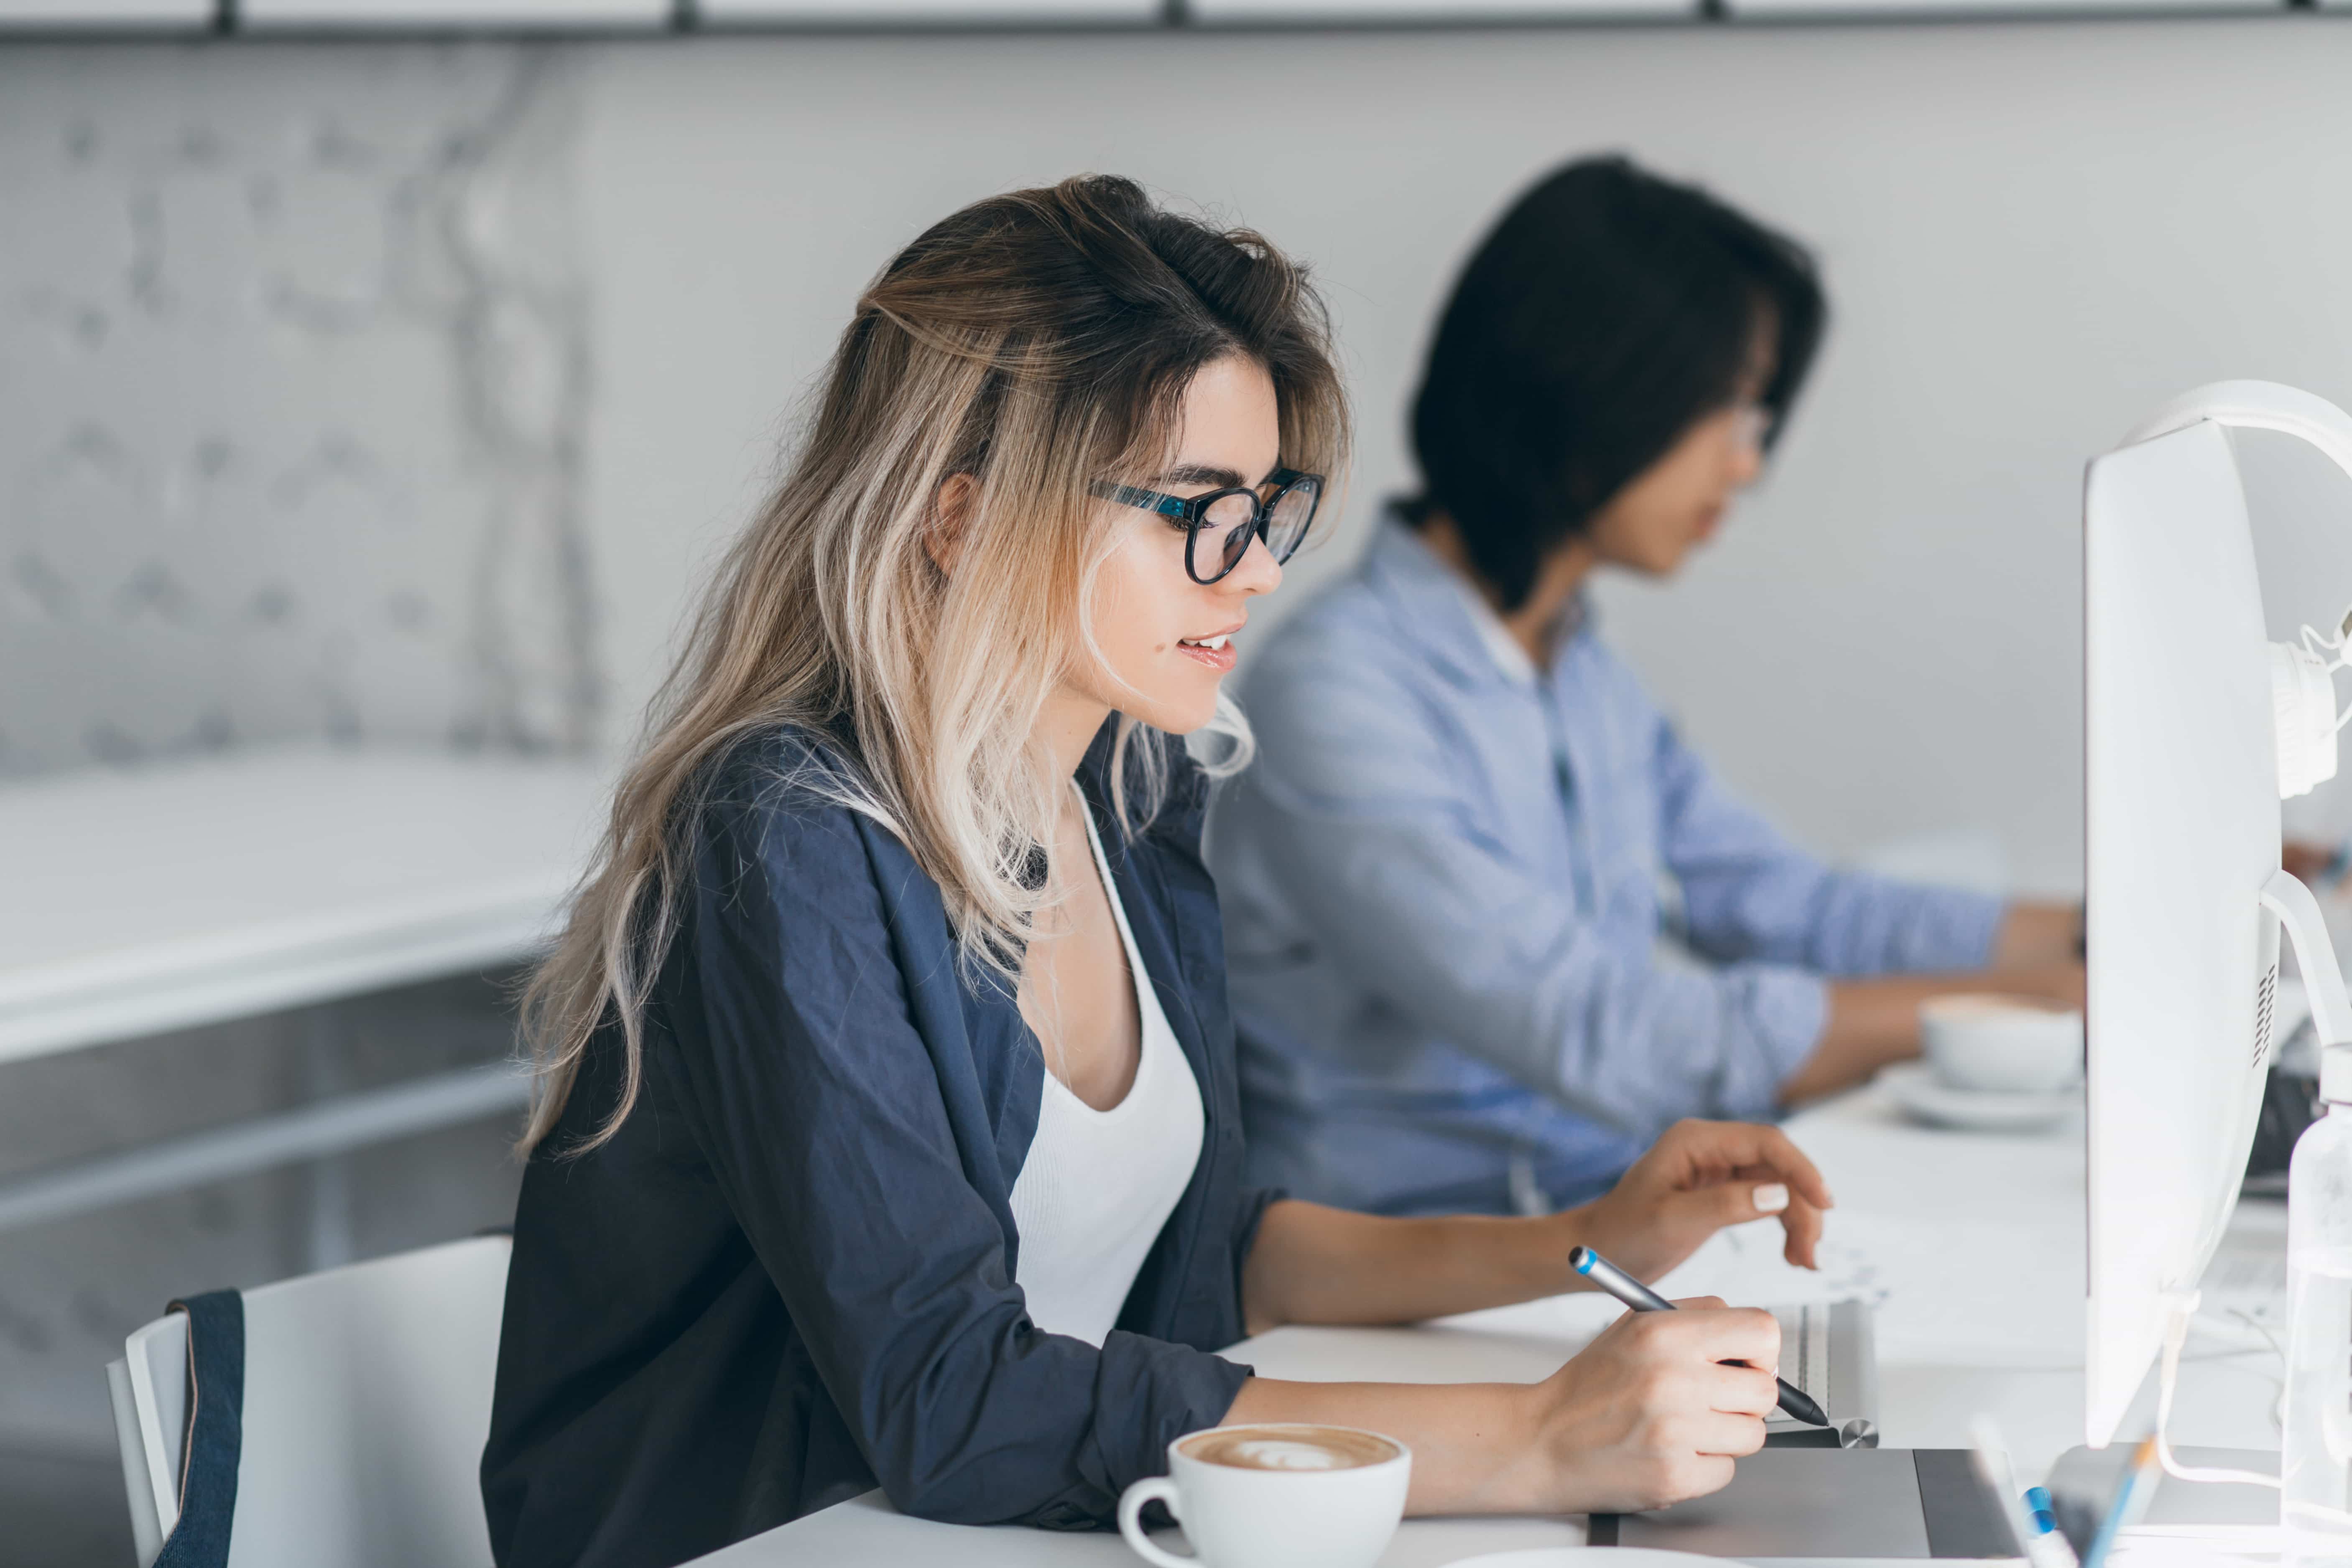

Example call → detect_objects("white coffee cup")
1116 1423 1411 1568
1919 993 2084 1094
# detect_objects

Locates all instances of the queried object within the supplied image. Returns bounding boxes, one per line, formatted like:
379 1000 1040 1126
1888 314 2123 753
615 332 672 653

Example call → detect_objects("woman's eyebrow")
1151 461 1247 490
1151 461 1282 490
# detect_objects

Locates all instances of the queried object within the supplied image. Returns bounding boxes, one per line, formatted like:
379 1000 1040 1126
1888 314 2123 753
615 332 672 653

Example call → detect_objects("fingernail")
1752 1183 1789 1214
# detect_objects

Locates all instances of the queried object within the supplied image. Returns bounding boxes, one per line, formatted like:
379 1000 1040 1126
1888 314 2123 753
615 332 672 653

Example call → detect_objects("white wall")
575 18 2352 895
0 43 597 776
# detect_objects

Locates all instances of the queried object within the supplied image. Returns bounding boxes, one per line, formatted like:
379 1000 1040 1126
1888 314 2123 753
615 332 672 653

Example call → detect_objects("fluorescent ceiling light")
1192 0 1693 14
696 0 1157 20
1727 0 2272 15
0 0 214 25
237 0 671 26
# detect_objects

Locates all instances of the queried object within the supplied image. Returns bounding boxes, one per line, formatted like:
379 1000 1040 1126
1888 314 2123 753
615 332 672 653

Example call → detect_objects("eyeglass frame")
1089 466 1325 585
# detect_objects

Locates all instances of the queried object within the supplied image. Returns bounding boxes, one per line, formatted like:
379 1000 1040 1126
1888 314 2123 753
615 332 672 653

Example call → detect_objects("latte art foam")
1179 1425 1399 1473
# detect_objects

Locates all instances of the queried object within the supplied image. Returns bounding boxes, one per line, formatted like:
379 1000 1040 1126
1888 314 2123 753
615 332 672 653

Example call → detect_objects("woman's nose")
1223 529 1284 597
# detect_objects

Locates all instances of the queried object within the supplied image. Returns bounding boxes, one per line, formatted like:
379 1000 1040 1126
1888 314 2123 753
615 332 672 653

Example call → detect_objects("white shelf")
1727 0 2273 15
237 0 670 27
694 0 1158 23
0 744 610 1065
1192 0 1694 18
0 0 214 25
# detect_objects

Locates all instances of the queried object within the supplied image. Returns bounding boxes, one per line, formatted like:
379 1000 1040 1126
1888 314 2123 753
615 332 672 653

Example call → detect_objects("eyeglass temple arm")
1094 482 1196 523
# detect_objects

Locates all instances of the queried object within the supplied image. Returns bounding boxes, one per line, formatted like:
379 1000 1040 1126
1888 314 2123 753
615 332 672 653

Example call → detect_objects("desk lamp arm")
2260 868 2352 1050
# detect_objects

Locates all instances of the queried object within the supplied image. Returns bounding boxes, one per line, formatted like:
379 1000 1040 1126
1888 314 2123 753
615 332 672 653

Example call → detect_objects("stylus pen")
1568 1244 1831 1428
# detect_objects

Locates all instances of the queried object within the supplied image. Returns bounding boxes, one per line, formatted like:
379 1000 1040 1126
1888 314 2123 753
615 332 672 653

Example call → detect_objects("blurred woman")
1211 156 2084 1219
480 174 1832 1568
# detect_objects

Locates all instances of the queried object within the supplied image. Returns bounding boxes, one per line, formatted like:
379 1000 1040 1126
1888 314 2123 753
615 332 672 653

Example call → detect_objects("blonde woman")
481 176 1835 1568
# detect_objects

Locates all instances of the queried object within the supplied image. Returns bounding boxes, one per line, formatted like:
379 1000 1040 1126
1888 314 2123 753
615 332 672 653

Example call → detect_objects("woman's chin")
1123 692 1220 738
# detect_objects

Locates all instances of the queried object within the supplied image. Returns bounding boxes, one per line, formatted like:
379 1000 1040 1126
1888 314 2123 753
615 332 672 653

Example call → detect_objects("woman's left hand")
1566 1119 1834 1284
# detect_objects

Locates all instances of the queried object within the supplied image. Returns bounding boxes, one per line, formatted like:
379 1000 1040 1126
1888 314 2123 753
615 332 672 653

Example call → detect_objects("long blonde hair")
520 175 1349 1153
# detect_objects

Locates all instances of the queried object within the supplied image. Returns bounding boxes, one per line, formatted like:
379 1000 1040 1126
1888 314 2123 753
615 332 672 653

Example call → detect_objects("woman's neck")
1417 512 1596 671
1037 688 1115 786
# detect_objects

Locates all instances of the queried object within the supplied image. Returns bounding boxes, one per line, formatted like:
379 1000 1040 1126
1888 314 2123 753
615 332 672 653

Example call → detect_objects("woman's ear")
925 473 980 577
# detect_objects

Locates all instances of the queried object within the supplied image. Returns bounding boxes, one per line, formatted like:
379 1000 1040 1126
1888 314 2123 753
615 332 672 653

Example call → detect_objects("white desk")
690 1081 2290 1566
0 744 607 1236
0 744 606 1063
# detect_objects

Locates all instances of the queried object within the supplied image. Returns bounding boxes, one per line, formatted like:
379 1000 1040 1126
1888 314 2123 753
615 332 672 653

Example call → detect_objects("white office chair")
104 1232 511 1568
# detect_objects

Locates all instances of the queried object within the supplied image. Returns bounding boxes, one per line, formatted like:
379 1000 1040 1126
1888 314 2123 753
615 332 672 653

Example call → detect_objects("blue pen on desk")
1568 1244 1830 1429
2079 1438 2160 1568
1969 1415 2080 1568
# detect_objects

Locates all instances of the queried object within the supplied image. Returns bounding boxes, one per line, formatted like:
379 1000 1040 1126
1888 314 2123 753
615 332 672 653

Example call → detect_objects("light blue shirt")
1208 515 2003 1216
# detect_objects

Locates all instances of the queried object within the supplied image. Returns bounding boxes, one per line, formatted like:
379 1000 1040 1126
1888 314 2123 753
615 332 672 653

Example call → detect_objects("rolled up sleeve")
1235 647 1832 1135
662 786 1246 1527
1651 715 2005 978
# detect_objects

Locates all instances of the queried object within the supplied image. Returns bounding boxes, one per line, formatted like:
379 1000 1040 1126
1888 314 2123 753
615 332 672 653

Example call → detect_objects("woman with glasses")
480 175 1836 1568
1209 156 2087 1222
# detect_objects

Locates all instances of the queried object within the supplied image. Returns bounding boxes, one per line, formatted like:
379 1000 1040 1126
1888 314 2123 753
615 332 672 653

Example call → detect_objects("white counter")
0 744 608 1064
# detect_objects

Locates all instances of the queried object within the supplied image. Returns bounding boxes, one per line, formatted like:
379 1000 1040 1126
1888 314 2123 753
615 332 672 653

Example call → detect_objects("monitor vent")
2253 963 2278 1072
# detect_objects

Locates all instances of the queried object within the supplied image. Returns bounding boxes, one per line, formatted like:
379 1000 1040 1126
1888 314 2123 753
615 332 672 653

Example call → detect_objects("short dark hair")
1408 156 1826 611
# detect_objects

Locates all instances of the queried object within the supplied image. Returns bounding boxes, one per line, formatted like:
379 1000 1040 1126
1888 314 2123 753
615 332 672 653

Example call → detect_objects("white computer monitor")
2083 381 2352 1448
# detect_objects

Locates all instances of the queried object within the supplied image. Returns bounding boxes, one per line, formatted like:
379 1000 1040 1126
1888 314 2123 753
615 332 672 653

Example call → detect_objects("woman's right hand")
1216 1296 1780 1519
1505 1298 1779 1515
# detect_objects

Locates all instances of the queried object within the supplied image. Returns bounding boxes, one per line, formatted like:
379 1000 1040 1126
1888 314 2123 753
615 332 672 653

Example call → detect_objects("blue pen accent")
2079 1438 2158 1568
1565 1244 1829 1428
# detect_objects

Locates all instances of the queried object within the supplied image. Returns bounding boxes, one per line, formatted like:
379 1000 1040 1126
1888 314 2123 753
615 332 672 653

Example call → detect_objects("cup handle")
1117 1476 1198 1567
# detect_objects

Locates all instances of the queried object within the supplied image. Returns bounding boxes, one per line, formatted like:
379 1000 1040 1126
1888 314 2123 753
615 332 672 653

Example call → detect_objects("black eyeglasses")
1091 467 1325 585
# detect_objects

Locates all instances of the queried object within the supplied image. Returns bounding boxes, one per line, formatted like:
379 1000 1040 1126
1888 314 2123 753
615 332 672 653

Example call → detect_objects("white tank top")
1008 794 1206 1347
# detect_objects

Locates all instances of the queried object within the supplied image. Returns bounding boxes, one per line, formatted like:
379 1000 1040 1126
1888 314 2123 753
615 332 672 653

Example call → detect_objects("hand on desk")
1566 1118 1834 1280
1992 901 2084 967
1237 1119 1829 1335
1783 957 2085 1107
1520 1296 1780 1513
1223 1119 1815 1517
1220 1297 1780 1517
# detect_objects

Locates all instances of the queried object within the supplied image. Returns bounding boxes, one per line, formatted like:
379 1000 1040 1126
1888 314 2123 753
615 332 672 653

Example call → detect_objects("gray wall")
0 42 598 776
573 19 2352 892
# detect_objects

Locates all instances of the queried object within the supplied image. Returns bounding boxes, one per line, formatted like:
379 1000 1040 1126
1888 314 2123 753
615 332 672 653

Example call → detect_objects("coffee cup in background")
1919 994 2084 1094
1116 1423 1410 1568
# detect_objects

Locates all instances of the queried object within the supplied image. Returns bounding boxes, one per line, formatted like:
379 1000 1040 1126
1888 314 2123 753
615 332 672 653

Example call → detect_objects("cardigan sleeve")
653 765 1250 1527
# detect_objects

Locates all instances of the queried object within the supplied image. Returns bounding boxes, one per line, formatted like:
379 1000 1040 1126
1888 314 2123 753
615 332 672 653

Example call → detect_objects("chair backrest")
110 1233 512 1568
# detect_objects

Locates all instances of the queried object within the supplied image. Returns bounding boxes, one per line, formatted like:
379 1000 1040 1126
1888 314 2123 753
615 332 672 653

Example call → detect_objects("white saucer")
1439 1550 1748 1568
1882 1060 2079 1132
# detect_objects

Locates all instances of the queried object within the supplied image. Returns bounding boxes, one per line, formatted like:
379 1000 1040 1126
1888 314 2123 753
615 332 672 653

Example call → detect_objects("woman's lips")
1178 638 1237 673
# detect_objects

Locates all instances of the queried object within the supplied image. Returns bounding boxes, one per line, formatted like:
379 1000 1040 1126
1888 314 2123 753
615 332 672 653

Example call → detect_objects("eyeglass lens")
1265 477 1319 560
1193 479 1321 582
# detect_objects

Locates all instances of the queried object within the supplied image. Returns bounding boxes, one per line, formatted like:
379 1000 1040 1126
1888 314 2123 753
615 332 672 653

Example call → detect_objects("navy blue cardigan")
481 725 1275 1568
